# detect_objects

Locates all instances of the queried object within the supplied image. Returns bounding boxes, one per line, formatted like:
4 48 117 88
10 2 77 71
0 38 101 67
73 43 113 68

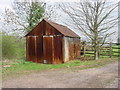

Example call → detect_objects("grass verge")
2 58 118 79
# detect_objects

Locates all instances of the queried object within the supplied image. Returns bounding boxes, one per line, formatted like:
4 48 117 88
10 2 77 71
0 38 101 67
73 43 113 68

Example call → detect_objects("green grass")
112 46 120 56
2 58 118 79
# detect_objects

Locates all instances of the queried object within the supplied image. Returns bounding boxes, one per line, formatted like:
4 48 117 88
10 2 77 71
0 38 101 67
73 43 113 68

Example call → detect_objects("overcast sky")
0 0 119 42
0 0 119 12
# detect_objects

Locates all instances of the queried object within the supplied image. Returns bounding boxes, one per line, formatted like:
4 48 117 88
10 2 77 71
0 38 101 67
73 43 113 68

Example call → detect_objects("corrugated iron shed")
26 19 81 64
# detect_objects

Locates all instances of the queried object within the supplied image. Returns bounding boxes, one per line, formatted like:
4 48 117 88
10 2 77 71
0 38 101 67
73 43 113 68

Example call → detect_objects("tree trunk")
94 48 99 60
94 40 99 60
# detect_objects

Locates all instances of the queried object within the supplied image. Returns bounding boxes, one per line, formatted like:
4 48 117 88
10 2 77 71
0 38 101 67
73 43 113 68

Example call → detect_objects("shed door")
43 36 53 64
53 36 63 64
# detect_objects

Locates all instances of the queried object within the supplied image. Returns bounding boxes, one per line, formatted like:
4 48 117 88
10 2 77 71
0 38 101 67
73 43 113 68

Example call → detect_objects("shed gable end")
26 21 45 36
26 20 63 36
45 20 63 36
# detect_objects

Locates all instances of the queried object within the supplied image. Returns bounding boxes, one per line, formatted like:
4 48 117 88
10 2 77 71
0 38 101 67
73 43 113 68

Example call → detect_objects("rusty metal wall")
45 22 61 35
69 38 75 60
27 20 61 36
26 36 80 64
63 37 81 62
63 37 69 62
27 21 45 36
73 38 81 59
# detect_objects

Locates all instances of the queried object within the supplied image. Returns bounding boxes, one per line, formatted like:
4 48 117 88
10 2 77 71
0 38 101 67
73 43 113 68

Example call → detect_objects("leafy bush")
2 33 26 60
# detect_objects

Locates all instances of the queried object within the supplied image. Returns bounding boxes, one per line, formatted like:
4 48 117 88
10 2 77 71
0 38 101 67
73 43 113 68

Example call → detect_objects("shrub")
2 33 26 60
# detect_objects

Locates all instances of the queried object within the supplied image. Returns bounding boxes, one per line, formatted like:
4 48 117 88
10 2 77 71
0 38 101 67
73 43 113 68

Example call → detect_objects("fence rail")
81 42 120 59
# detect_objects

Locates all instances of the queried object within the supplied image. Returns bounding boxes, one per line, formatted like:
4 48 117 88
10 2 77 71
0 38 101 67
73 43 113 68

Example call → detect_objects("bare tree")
59 0 118 60
44 3 60 21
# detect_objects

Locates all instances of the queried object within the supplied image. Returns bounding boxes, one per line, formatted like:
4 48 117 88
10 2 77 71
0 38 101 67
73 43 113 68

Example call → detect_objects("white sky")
0 0 13 12
0 0 119 12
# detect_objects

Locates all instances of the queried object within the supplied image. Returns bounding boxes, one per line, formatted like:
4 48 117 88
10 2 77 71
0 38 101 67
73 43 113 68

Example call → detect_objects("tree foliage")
3 1 45 34
27 2 45 32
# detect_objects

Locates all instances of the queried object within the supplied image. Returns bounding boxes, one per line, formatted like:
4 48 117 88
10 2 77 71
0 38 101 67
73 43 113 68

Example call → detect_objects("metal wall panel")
63 37 69 62
63 37 81 62
74 38 81 59
69 38 75 60
27 21 45 36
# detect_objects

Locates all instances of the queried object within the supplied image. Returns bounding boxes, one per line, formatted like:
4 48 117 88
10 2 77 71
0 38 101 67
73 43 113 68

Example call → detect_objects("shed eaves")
44 19 80 38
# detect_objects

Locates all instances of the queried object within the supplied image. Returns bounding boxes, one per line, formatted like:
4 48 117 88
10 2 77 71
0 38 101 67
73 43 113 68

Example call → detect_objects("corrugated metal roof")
44 19 80 38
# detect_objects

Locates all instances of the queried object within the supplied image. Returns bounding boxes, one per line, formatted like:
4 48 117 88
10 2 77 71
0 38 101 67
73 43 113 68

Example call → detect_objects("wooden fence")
80 42 120 59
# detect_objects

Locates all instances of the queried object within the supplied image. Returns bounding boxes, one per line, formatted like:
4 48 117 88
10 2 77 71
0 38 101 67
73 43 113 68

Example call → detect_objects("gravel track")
2 62 118 88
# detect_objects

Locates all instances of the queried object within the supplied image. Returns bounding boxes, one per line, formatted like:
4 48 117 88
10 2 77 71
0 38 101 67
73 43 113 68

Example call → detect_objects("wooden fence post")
109 42 112 58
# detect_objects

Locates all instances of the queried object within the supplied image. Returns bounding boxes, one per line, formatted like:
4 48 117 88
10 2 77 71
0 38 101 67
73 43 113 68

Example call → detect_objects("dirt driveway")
2 62 118 88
